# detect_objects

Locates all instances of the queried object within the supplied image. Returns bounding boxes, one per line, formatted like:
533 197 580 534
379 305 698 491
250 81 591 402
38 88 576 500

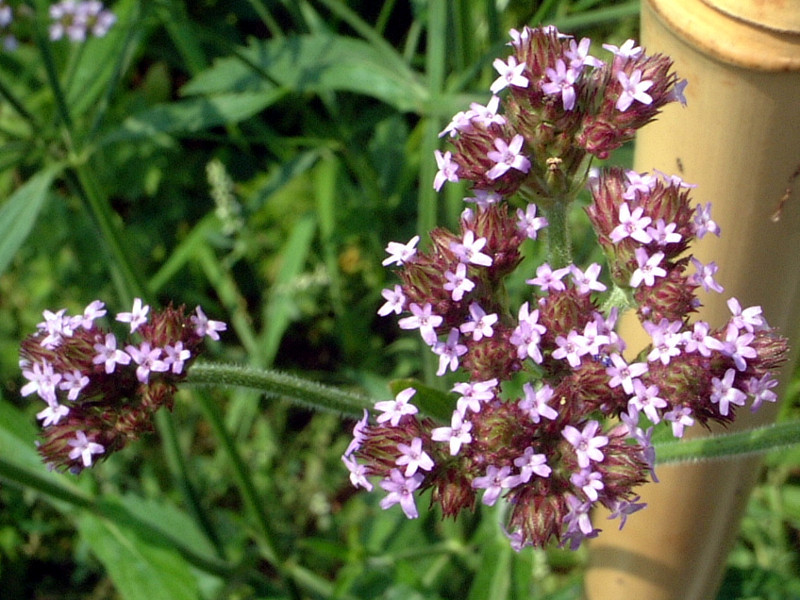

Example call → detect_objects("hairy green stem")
540 198 573 269
654 420 800 464
187 362 374 418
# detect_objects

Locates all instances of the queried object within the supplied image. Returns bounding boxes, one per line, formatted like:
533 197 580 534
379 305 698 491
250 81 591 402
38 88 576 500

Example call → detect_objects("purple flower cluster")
20 299 226 473
343 27 788 551
49 0 116 42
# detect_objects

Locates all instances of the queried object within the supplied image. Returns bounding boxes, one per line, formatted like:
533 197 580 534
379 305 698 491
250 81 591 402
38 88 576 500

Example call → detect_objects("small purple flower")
344 409 370 457
443 263 475 302
453 379 497 415
379 469 424 518
382 235 420 267
490 56 529 93
519 383 558 423
374 387 418 427
67 431 105 468
526 263 570 292
21 360 62 404
511 447 551 484
459 302 498 342
486 135 531 180
472 465 512 506
58 369 90 401
693 202 721 238
431 411 472 455
629 380 667 424
616 69 654 112
689 258 724 293
552 330 589 368
450 230 493 267
570 263 607 295
562 420 609 469
126 342 169 383
630 248 666 288
606 353 648 395
342 454 373 491
395 437 435 477
377 285 407 316
162 342 191 374
610 203 652 244
541 59 578 110
516 203 548 239
191 306 227 341
37 403 70 427
398 302 442 346
664 406 694 438
710 368 747 416
571 468 604 501
746 373 779 412
93 333 131 374
602 39 644 59
432 328 468 375
116 298 150 333
433 150 460 191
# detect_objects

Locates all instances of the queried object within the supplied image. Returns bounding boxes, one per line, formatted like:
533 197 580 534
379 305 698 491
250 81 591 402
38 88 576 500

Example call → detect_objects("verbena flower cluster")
20 299 226 473
49 1 116 41
343 26 789 551
0 1 115 49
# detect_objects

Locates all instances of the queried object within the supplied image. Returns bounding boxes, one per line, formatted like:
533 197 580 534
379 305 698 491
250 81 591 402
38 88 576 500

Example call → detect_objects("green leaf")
77 509 201 600
388 379 454 422
99 91 287 145
0 165 61 278
0 395 92 509
181 34 428 113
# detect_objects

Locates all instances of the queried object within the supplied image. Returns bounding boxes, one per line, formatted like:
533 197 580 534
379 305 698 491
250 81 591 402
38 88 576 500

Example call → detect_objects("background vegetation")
0 1 797 598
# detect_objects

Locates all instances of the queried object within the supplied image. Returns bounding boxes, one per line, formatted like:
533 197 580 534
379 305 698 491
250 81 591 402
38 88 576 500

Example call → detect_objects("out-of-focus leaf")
0 165 60 278
77 509 200 600
181 34 427 113
99 91 286 145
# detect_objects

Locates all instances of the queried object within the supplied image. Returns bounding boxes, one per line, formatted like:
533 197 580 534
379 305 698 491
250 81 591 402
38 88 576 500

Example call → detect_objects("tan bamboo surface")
585 1 800 598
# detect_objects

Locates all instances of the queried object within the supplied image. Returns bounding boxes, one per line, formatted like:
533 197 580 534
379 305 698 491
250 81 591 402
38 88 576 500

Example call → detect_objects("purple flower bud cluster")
20 299 226 473
49 1 116 42
344 26 789 551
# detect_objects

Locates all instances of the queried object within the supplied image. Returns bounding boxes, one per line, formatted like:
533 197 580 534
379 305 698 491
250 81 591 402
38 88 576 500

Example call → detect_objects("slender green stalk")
194 391 281 565
0 77 41 132
540 198 573 269
654 420 800 465
187 363 374 418
36 29 75 140
69 166 148 300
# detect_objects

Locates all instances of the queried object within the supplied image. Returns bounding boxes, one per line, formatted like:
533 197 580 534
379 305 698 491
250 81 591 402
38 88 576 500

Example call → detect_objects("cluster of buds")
49 0 116 42
20 299 226 473
343 26 788 550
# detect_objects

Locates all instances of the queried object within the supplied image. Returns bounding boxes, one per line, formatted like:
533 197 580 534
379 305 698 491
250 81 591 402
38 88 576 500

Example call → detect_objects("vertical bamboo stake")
585 1 800 599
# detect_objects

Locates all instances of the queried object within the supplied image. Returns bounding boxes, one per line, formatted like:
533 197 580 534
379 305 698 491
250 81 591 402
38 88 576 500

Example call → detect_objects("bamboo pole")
585 1 800 598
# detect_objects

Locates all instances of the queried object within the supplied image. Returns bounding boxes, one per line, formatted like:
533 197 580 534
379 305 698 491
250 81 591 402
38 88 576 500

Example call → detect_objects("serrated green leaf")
77 510 200 600
388 379 454 422
0 165 60 278
181 34 427 113
99 91 286 145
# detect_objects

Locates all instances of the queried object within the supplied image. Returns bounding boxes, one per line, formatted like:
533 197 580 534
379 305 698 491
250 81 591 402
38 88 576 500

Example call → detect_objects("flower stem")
186 362 375 418
540 196 573 269
654 420 800 464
